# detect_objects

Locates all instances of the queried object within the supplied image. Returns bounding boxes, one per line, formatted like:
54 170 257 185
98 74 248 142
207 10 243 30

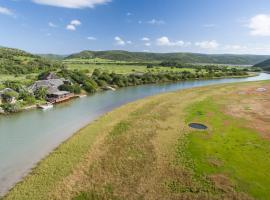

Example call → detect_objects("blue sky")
1 0 270 54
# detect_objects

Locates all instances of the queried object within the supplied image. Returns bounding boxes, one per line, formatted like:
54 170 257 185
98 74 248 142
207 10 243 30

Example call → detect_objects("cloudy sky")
1 0 270 54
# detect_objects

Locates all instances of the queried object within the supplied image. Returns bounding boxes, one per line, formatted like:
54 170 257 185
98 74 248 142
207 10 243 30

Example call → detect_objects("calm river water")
0 73 270 195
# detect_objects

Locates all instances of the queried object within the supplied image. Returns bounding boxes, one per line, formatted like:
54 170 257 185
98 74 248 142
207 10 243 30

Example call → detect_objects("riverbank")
3 79 270 200
0 72 256 116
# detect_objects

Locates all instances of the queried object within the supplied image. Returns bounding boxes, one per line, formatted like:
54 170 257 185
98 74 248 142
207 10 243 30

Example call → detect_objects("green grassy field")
180 98 270 199
3 81 270 200
65 63 197 74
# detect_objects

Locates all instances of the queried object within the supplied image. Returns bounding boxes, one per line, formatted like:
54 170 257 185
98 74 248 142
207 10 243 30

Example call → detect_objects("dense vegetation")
57 67 248 93
0 47 65 75
66 50 270 65
253 58 270 71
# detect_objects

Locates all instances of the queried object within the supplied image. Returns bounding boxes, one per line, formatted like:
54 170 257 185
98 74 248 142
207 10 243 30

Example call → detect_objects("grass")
182 98 270 199
65 62 197 74
0 74 36 83
3 81 270 200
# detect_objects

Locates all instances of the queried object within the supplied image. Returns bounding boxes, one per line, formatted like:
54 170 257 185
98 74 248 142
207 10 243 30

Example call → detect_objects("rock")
256 88 267 92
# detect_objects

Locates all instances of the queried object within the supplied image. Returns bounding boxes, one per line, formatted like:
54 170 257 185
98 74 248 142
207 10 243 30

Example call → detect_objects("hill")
66 50 270 65
253 59 270 71
37 54 66 60
0 47 64 75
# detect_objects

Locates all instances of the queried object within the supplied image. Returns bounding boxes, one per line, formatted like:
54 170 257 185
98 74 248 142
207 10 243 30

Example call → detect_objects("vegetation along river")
0 73 270 196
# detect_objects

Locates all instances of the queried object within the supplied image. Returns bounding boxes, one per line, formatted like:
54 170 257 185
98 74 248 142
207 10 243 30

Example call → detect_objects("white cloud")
195 40 219 49
87 36 97 40
126 41 132 44
70 20 81 26
248 14 270 36
48 22 57 27
142 37 150 41
66 20 81 31
114 36 125 46
147 19 165 25
156 36 189 47
66 24 76 31
0 6 14 16
145 43 151 47
32 0 111 9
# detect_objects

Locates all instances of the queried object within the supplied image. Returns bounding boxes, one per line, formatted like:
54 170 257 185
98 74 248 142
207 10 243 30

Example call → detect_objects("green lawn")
182 98 270 199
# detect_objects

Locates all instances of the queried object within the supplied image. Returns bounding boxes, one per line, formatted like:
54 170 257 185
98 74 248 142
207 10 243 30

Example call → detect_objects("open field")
3 81 270 200
65 63 197 74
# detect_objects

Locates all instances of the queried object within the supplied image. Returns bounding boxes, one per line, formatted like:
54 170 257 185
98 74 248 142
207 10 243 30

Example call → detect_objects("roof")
0 88 16 95
51 91 70 96
41 72 59 80
29 79 65 94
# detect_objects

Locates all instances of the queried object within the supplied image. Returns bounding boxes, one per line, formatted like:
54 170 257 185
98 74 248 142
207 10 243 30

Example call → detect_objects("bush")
34 87 48 100
59 84 81 94
83 79 98 93
1 103 21 113
19 90 36 104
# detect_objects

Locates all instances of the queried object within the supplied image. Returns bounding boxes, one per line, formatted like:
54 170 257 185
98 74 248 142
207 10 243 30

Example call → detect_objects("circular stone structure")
189 123 208 130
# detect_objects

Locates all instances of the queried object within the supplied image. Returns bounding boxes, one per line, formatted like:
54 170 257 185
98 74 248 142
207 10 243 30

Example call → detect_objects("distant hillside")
38 54 66 60
253 59 270 71
66 50 270 65
0 47 64 74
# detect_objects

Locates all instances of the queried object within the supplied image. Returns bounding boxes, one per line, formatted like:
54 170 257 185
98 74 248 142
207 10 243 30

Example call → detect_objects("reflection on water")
0 73 270 195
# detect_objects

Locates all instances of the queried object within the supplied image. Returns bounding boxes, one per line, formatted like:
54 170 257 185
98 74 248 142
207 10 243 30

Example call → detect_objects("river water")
0 73 270 196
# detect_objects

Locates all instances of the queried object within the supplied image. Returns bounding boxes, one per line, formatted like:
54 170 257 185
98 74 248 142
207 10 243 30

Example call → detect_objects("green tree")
34 87 48 100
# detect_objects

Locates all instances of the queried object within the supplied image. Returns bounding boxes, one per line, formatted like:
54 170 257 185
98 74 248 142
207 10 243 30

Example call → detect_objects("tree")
83 79 98 93
59 84 81 94
4 81 22 92
147 64 154 68
19 90 36 104
92 69 101 77
1 103 21 113
34 87 48 100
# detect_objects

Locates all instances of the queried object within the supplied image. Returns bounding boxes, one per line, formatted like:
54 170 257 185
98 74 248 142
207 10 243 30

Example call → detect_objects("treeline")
0 67 248 113
57 68 248 94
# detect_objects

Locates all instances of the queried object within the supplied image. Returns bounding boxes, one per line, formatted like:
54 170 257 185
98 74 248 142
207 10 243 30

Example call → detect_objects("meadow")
63 58 197 74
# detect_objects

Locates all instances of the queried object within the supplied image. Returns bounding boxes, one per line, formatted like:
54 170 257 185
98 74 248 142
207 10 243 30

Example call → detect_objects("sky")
1 0 270 55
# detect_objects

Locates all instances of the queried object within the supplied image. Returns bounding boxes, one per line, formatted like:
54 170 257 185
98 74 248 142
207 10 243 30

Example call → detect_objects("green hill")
66 50 270 65
253 59 270 71
0 47 64 75
37 54 66 60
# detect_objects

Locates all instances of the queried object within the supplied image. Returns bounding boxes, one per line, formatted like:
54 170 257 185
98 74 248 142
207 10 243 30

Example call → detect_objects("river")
0 73 270 196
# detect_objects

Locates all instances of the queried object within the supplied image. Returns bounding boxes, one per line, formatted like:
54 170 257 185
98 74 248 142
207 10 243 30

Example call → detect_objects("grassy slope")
253 59 270 71
0 47 62 74
3 81 270 200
